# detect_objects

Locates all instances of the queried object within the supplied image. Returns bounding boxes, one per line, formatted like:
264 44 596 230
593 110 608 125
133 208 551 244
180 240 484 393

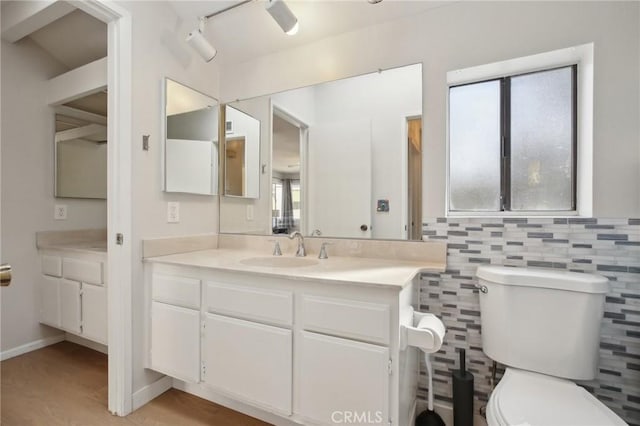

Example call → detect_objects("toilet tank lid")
476 266 609 294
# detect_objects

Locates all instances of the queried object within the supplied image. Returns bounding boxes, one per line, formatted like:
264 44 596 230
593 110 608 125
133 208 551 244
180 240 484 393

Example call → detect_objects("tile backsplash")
418 217 639 425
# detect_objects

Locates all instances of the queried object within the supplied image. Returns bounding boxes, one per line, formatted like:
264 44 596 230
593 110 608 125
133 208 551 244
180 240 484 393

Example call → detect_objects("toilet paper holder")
400 308 446 353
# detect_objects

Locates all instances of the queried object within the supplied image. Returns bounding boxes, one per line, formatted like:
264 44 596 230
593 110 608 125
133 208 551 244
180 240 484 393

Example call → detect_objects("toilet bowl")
486 368 627 426
475 266 628 426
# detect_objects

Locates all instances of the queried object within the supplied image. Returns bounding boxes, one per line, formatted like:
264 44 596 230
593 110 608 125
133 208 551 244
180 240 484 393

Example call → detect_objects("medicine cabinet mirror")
163 78 219 195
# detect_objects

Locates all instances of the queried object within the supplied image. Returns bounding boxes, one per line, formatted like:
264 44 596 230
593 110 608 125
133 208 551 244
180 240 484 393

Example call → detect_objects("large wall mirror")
164 78 219 195
55 91 108 200
219 63 423 240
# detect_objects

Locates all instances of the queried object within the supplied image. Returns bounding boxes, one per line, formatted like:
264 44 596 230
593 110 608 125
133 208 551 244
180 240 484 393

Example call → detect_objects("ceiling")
20 1 452 71
169 0 453 65
28 9 107 70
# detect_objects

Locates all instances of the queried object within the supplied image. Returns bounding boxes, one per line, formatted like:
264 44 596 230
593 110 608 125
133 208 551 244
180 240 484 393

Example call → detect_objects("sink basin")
240 256 319 268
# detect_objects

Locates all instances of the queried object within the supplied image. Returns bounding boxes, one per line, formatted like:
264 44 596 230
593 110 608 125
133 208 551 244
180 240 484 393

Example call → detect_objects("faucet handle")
268 239 282 256
318 242 333 259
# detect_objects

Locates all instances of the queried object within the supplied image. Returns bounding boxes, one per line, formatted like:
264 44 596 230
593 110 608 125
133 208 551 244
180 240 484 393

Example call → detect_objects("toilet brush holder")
452 349 474 426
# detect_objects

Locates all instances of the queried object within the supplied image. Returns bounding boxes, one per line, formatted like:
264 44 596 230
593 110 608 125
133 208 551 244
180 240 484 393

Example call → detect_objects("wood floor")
1 341 271 426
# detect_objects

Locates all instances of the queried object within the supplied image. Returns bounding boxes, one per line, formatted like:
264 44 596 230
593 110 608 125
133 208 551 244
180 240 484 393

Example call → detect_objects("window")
449 65 577 213
272 178 300 232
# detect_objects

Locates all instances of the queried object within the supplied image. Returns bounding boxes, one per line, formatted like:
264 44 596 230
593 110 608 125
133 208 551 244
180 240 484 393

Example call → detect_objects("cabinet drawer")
152 274 201 309
301 295 390 345
63 258 103 285
42 255 62 277
204 281 293 327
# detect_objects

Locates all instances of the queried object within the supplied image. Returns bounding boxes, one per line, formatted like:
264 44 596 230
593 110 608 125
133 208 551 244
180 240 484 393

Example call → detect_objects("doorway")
271 107 307 235
0 0 132 416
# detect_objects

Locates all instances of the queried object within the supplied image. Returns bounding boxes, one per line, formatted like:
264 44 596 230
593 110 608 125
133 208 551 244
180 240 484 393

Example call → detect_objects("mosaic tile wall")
417 217 640 425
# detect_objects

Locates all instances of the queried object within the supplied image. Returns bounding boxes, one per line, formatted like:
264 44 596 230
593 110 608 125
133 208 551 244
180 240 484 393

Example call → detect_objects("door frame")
401 112 422 240
72 0 133 416
271 104 309 235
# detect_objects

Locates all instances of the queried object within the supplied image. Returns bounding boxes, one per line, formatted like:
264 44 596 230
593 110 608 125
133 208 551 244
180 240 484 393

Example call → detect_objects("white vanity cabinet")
38 249 107 345
145 261 420 426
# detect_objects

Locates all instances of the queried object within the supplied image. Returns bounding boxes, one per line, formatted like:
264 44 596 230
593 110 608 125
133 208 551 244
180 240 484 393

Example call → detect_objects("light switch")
167 202 180 223
246 205 254 221
54 204 67 220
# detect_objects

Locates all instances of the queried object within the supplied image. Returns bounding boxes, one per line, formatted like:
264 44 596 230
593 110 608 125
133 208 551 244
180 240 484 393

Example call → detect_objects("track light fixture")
186 17 217 62
187 0 300 62
265 0 299 36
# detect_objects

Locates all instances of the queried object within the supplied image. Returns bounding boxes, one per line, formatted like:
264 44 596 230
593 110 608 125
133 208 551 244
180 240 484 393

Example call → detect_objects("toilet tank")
476 266 609 380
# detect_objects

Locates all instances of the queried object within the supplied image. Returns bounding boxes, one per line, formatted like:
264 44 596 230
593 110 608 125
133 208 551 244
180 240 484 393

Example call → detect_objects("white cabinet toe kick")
145 263 422 426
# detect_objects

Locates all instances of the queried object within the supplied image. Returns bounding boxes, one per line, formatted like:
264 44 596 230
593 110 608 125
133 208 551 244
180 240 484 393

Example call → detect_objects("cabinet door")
150 301 200 383
203 313 292 415
39 276 60 327
59 279 81 334
81 283 107 344
297 331 389 425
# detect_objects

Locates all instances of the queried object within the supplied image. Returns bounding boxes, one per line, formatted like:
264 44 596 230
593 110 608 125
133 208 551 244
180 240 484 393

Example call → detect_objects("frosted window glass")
510 67 574 211
449 81 501 211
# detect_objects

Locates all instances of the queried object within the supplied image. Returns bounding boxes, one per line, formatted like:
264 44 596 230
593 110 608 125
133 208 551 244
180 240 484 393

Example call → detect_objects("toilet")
475 266 628 426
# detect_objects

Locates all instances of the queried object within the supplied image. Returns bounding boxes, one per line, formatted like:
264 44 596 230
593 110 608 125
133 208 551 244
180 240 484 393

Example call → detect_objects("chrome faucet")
288 231 306 257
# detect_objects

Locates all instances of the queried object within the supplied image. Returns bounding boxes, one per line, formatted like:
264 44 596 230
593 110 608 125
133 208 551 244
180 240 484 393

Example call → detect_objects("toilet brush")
415 350 445 426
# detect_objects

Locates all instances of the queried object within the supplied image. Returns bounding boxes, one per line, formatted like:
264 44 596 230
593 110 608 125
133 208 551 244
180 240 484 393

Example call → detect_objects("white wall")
0 38 107 352
121 0 222 393
220 1 640 218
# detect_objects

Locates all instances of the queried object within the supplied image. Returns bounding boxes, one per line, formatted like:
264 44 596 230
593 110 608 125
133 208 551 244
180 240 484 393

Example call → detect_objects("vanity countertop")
144 248 445 289
36 229 108 254
37 240 107 254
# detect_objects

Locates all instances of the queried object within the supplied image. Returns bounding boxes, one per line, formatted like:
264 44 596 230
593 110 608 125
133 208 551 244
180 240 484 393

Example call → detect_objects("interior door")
308 119 372 238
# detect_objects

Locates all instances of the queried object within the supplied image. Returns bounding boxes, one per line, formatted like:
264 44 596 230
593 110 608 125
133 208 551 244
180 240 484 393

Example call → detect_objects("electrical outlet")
54 204 67 220
167 202 180 223
246 205 254 221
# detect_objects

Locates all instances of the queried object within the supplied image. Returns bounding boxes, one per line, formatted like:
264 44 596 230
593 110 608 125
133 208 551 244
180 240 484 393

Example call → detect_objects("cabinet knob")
360 224 368 231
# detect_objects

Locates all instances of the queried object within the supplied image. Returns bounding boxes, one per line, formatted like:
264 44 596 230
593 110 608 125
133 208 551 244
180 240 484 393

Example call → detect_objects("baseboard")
174 380 300 426
65 333 108 354
0 334 65 361
132 375 173 411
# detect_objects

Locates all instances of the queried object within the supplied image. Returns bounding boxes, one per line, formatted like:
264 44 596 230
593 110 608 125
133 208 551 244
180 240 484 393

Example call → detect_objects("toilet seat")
486 368 627 426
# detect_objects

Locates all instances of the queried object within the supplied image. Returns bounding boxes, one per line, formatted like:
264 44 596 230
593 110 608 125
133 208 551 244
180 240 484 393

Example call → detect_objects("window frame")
446 44 594 218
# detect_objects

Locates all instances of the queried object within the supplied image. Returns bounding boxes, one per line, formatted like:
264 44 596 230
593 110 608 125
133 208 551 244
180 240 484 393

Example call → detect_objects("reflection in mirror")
55 109 107 199
164 78 219 195
219 63 422 240
223 105 260 199
272 112 303 234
